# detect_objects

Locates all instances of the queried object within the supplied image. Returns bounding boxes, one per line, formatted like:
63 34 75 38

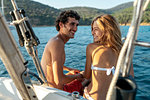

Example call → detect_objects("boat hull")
0 77 85 100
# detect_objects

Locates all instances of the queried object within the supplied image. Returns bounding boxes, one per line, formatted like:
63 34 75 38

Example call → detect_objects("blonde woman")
82 14 134 100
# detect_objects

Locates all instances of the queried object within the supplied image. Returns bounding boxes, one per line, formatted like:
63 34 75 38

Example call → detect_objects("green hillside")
113 7 133 25
113 3 150 25
105 2 133 14
1 0 150 26
2 0 61 26
61 7 106 25
61 2 134 25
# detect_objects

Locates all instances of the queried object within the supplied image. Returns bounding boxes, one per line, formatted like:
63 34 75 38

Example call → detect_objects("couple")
41 10 134 100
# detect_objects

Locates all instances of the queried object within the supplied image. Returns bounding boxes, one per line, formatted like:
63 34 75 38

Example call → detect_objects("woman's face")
92 21 103 43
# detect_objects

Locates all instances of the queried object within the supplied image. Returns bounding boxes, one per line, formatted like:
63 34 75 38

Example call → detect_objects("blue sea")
0 26 150 100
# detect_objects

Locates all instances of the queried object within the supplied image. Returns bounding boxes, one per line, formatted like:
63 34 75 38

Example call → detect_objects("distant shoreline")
120 23 150 26
32 23 150 27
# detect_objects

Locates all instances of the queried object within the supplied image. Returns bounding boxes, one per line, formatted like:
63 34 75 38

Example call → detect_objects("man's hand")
75 73 84 81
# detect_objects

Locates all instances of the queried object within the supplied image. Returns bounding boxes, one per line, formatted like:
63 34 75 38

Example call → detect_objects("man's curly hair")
55 10 80 31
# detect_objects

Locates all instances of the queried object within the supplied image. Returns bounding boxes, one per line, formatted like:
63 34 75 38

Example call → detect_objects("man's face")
62 17 79 38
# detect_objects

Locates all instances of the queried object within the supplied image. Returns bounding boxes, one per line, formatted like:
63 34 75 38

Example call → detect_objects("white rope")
106 0 149 100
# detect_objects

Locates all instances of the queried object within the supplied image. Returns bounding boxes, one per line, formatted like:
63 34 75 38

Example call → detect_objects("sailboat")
0 0 85 100
0 0 149 100
0 7 84 100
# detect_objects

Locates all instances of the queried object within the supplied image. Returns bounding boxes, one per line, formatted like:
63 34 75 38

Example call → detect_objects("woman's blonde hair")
91 14 122 55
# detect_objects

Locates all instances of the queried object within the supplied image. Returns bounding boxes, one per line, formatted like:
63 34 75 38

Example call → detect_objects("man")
41 10 83 93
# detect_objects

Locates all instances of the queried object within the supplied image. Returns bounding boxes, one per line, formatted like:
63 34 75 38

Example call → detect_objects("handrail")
135 41 150 47
122 38 150 48
106 0 150 100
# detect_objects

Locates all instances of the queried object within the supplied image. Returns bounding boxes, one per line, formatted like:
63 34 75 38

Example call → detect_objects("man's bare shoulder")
47 36 64 48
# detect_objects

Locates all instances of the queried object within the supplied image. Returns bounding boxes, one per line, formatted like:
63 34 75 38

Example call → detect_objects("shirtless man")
41 10 83 93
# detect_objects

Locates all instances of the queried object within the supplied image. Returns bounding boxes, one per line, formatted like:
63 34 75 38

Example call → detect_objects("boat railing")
0 0 47 99
10 0 47 84
106 0 150 100
0 10 38 100
122 38 150 48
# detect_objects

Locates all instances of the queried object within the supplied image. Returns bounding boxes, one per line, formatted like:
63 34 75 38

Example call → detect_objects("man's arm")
50 40 82 89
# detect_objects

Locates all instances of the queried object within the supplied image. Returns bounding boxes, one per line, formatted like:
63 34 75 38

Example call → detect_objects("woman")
82 14 134 100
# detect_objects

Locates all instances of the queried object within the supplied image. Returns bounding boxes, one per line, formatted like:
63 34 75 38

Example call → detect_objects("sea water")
0 26 150 100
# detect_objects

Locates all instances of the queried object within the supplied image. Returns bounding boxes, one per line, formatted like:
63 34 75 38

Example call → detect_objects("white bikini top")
91 65 115 76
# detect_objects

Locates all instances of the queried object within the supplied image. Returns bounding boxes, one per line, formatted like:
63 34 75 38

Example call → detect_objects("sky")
33 0 134 9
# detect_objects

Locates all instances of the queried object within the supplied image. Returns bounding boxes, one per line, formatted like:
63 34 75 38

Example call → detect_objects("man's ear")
59 22 63 28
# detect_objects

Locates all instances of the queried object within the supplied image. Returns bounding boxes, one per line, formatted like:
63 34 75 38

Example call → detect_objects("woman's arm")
83 44 93 79
63 66 80 74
